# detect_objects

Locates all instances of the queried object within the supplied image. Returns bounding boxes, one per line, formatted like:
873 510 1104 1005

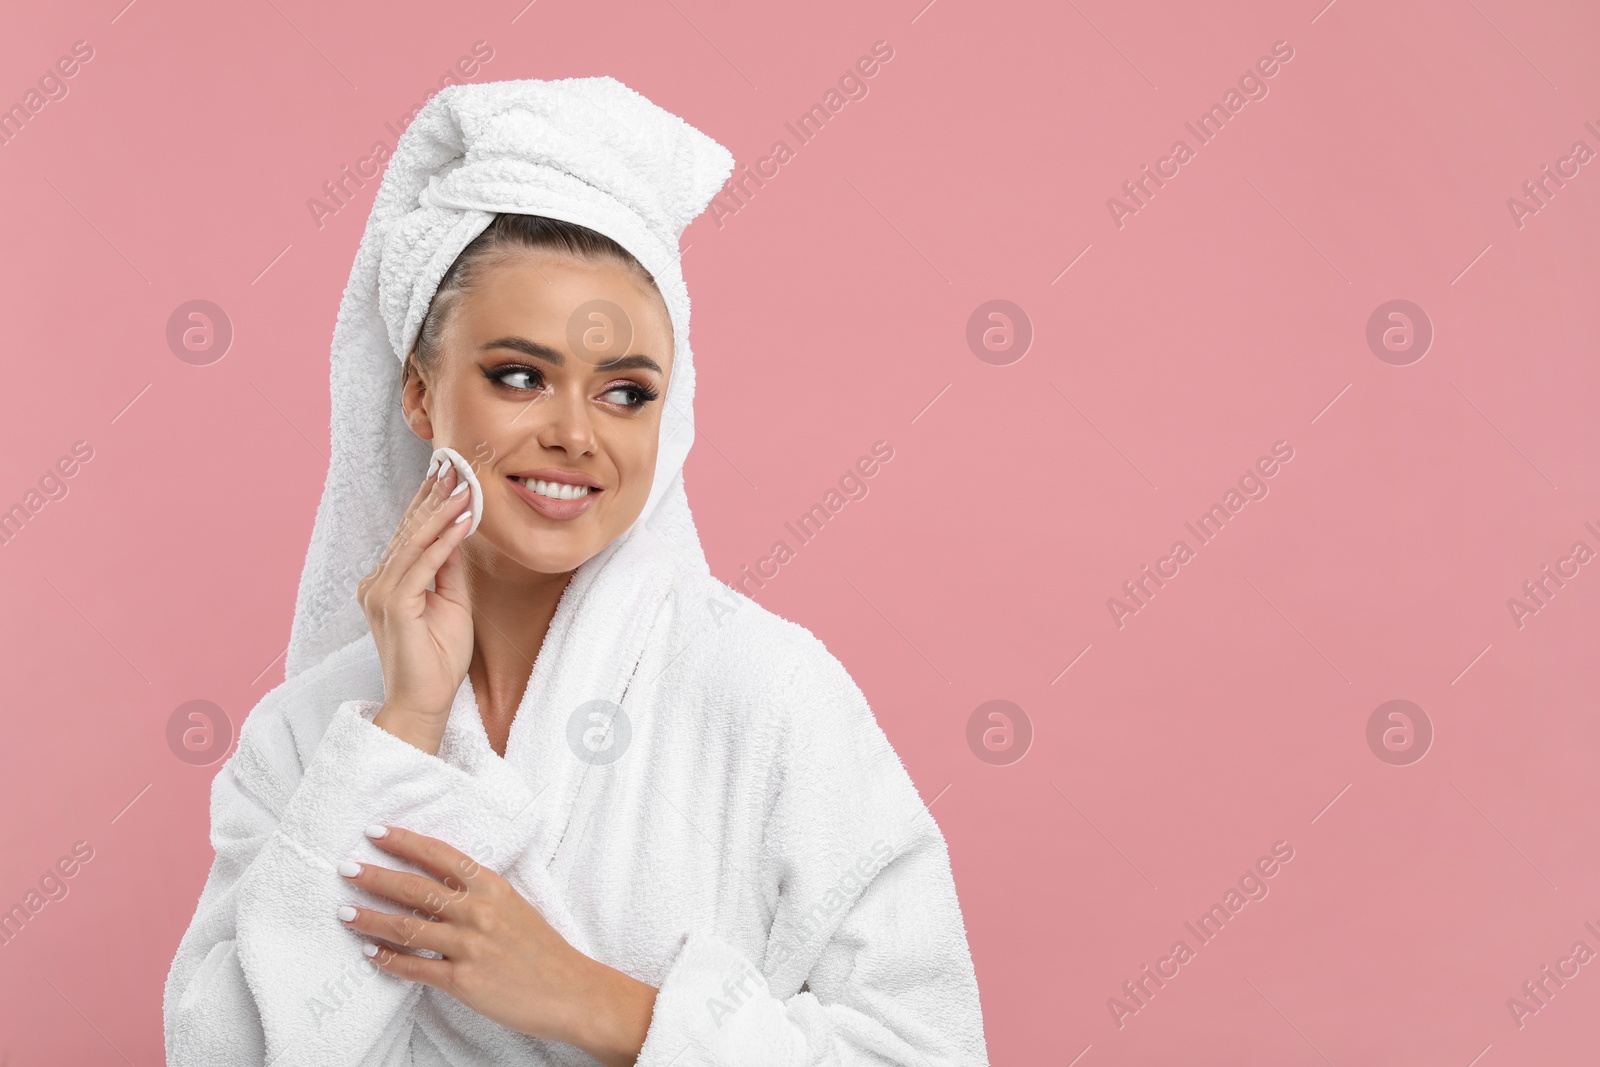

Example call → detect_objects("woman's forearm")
565 958 660 1067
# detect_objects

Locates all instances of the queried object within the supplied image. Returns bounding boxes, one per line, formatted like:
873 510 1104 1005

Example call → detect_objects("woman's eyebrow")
481 335 662 374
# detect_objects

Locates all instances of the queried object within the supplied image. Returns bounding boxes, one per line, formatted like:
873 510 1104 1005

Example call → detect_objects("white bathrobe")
162 534 989 1066
162 76 988 1066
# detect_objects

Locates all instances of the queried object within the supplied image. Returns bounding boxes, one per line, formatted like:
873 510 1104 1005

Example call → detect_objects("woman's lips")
507 475 598 521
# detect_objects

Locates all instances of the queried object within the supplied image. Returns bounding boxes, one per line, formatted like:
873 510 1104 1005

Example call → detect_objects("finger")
390 460 446 533
357 463 452 594
367 463 454 579
386 464 464 571
430 484 475 606
365 824 491 889
340 858 469 919
393 501 475 604
340 903 459 957
367 468 471 597
391 467 470 579
433 524 468 605
362 941 453 991
413 457 450 507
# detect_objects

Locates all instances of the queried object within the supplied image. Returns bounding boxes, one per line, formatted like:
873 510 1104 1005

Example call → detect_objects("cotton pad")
426 446 484 537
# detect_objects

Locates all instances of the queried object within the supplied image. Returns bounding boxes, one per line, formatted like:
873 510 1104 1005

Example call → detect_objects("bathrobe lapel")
428 516 682 957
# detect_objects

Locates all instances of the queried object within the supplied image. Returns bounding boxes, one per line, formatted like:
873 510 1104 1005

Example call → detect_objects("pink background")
1 0 1597 1063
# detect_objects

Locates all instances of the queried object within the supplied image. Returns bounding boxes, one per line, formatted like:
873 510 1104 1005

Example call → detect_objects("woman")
163 76 988 1066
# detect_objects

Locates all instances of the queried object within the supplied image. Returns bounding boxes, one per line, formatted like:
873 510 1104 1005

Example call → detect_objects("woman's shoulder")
664 571 860 692
658 571 879 746
672 575 941 855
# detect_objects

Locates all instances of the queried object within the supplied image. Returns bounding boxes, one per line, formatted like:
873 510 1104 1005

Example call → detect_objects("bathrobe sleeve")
633 649 990 1067
164 695 543 1067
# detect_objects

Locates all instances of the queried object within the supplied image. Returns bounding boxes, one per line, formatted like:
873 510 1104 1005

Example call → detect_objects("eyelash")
483 363 661 410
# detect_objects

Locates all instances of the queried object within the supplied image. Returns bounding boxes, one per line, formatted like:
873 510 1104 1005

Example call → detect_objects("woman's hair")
403 213 660 382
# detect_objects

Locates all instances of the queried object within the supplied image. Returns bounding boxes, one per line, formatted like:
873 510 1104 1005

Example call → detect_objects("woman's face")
402 249 674 576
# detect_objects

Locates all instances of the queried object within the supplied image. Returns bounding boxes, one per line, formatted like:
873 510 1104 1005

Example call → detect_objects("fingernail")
338 905 358 922
363 943 380 958
453 510 472 525
448 480 469 497
337 860 362 877
365 824 389 839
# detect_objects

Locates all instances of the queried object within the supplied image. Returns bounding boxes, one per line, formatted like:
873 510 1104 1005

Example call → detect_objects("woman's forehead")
456 253 674 364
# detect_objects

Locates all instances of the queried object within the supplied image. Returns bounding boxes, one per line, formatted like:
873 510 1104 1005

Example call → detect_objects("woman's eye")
494 367 543 391
602 384 649 408
487 364 654 408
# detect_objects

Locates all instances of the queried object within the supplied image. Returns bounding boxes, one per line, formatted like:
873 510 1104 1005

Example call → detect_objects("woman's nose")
538 385 598 455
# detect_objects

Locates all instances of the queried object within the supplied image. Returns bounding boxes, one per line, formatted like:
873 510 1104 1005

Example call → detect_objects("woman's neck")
463 554 576 757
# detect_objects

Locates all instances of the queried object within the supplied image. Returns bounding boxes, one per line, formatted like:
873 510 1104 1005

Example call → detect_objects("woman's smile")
506 469 601 520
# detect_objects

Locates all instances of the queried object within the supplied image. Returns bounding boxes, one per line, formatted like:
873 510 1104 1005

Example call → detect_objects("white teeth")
518 477 591 500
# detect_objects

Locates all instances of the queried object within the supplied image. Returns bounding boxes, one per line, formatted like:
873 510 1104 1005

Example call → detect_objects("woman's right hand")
357 459 476 755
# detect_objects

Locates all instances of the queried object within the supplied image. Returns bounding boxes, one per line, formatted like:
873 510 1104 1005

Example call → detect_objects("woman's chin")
476 526 603 577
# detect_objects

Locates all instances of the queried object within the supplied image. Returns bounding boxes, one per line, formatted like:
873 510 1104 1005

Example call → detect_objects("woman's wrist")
562 955 660 1067
372 704 448 756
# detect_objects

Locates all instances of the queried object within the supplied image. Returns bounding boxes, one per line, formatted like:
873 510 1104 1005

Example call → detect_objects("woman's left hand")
337 825 658 1066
